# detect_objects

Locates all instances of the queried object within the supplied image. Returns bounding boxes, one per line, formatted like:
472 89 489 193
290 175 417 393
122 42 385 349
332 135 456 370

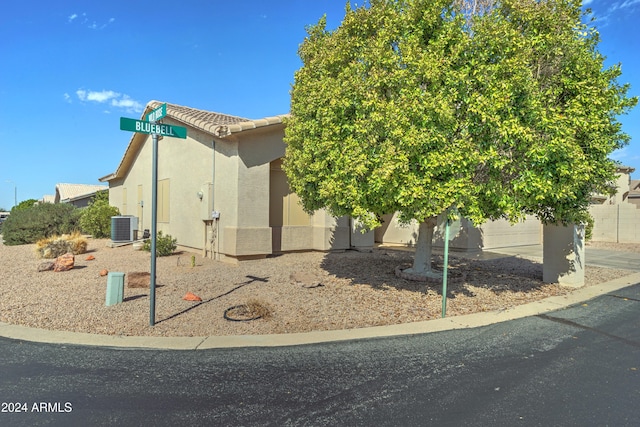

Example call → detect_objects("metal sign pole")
150 131 158 326
119 104 184 327
441 212 451 318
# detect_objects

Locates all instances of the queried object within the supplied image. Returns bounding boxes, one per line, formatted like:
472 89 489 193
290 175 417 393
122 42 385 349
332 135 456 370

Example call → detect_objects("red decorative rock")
85 255 95 261
53 253 75 272
183 292 202 302
99 269 109 277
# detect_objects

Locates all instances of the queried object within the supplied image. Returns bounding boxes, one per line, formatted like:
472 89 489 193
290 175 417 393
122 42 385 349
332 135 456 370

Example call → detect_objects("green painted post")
441 214 451 318
150 132 158 326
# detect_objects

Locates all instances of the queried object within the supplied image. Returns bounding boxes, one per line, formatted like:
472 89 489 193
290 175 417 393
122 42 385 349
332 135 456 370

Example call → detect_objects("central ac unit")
111 216 139 242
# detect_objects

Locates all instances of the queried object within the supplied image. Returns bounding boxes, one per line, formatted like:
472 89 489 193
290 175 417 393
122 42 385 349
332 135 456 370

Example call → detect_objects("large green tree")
284 0 636 278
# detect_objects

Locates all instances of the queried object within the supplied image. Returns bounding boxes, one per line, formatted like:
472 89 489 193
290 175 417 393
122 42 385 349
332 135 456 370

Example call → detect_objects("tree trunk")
403 216 440 278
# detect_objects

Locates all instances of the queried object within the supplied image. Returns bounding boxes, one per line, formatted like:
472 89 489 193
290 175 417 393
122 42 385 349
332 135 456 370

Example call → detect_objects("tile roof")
101 101 288 182
56 183 108 202
146 100 288 137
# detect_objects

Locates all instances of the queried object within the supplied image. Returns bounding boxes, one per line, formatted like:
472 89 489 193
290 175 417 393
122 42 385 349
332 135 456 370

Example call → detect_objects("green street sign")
120 117 187 139
145 103 167 122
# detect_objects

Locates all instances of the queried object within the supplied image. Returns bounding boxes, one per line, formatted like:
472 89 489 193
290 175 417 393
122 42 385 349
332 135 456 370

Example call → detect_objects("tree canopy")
284 0 636 274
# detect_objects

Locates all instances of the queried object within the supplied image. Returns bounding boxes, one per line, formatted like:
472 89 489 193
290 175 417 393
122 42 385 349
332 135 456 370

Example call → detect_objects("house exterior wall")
107 116 372 261
68 196 93 208
218 127 361 261
111 118 214 250
376 212 541 251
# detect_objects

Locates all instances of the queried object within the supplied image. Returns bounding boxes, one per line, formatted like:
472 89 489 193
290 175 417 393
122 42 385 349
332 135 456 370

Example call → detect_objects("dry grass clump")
225 299 274 321
34 232 88 259
246 298 273 320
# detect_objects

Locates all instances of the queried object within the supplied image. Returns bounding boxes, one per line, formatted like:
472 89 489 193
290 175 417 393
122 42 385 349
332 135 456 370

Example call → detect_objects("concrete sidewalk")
487 244 640 271
1 246 639 350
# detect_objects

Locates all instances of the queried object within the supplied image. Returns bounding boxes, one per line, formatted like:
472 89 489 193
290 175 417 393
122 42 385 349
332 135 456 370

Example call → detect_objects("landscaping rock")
53 253 74 272
37 261 55 272
85 255 95 261
183 292 202 302
99 269 109 277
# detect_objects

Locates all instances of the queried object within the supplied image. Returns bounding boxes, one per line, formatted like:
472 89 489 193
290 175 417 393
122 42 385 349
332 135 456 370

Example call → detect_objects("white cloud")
67 12 115 30
609 0 640 12
111 96 143 113
63 93 71 103
75 89 143 113
88 90 120 103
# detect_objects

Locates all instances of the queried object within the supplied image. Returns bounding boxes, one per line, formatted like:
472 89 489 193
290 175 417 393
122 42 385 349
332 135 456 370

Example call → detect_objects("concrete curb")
2 272 639 350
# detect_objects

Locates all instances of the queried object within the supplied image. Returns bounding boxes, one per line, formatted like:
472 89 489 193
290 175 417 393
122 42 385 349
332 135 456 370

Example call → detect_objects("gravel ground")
0 237 635 337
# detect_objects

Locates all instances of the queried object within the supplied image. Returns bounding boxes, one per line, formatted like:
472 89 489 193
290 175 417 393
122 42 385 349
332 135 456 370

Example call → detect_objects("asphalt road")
1 284 638 426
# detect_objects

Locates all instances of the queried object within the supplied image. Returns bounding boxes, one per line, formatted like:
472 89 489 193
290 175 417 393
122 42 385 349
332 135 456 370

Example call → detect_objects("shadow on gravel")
320 248 546 299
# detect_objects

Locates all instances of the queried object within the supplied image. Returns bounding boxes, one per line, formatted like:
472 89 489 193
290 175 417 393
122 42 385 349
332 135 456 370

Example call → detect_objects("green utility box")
106 272 125 306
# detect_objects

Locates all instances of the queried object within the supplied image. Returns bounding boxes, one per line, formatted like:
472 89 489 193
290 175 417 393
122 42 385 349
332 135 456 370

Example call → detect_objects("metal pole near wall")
119 104 185 326
441 212 451 318
150 132 158 326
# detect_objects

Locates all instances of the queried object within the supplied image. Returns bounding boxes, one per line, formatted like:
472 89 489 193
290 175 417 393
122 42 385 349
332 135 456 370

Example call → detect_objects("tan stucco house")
629 180 640 207
100 101 372 262
588 165 640 243
55 183 108 208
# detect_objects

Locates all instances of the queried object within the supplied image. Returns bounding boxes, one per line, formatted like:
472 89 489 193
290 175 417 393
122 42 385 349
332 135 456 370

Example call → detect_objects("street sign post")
120 117 186 139
119 107 187 326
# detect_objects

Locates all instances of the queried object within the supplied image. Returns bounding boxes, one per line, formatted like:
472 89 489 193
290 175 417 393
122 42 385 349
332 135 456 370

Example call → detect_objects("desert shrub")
2 203 80 245
79 190 120 238
584 213 594 241
142 231 177 257
35 232 88 259
11 199 38 212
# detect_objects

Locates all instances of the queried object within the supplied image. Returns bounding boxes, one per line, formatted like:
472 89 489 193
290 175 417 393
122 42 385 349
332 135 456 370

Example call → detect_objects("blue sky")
1 0 638 210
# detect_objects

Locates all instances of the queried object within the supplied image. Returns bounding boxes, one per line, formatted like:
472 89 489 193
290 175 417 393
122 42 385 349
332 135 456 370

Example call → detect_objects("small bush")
80 191 120 238
35 232 88 259
584 213 594 242
143 231 177 257
2 203 80 245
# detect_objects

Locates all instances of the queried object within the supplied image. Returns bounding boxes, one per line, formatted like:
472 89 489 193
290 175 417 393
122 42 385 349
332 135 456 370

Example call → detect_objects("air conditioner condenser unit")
111 216 139 242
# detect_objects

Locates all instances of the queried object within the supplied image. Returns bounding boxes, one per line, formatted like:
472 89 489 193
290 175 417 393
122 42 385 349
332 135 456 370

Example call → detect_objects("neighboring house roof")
55 183 108 203
100 100 288 182
40 195 55 204
629 179 640 199
617 165 635 174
